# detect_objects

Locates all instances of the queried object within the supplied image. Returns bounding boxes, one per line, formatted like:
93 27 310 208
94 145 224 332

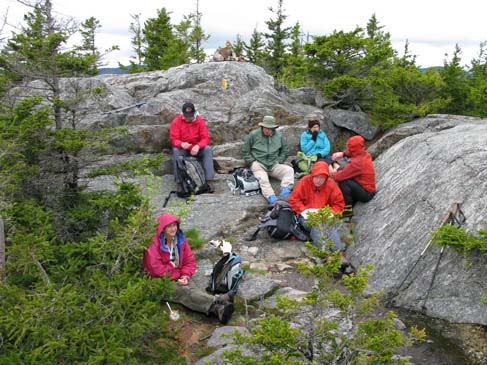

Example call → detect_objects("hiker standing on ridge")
242 115 294 205
289 161 347 261
169 102 215 192
330 135 376 216
144 213 234 324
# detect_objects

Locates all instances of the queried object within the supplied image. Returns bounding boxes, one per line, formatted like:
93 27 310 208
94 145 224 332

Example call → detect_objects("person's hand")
190 145 200 156
177 276 189 286
311 131 318 141
332 151 343 160
181 142 191 150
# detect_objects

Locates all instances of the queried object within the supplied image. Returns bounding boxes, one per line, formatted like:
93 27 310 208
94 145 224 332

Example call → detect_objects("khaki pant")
251 161 294 198
164 280 214 315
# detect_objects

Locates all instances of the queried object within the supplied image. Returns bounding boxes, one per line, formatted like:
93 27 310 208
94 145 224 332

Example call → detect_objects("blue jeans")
298 215 344 252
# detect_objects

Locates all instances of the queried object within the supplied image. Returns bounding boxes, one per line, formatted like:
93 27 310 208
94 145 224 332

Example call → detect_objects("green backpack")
292 151 318 175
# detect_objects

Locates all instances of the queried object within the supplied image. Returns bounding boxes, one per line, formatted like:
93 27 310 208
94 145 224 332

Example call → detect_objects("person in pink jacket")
144 213 234 324
169 102 215 191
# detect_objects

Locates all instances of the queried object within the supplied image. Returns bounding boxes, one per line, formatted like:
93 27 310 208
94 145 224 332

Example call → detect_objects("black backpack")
207 253 245 294
228 168 261 196
176 156 210 198
246 201 309 241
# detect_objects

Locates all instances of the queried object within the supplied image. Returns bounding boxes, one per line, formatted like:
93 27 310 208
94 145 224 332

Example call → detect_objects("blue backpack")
207 253 245 294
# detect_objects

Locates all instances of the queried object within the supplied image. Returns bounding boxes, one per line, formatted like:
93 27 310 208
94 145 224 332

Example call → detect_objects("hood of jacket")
156 213 180 237
155 213 185 253
310 161 330 178
346 135 365 156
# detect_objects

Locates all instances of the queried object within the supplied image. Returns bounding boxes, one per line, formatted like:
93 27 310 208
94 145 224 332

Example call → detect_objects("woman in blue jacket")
300 116 331 161
295 116 333 177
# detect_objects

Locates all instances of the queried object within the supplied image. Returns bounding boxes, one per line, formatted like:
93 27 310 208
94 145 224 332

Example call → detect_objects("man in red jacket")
289 161 346 254
144 213 234 324
169 102 215 191
330 135 376 212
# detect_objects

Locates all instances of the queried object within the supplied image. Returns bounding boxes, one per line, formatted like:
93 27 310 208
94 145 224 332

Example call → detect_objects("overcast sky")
3 0 487 68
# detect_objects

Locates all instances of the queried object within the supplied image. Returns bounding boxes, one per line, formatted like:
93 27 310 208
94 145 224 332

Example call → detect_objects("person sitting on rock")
330 135 376 216
300 115 332 163
169 102 215 192
242 115 295 205
144 213 235 324
293 115 334 177
289 161 347 262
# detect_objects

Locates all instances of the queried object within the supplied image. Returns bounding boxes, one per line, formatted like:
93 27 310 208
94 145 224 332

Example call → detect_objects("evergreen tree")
2 0 95 128
289 21 303 58
439 44 469 114
364 13 396 66
245 27 265 65
263 0 291 77
120 13 146 73
232 34 245 60
187 0 210 63
278 21 308 87
173 15 192 64
466 41 487 116
142 8 184 70
78 17 101 75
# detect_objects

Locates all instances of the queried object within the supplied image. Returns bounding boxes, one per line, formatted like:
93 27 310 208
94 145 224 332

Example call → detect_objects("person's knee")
197 146 213 160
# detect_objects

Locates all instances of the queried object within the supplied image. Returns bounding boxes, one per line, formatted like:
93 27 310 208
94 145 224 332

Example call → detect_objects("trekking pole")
421 203 466 311
388 207 455 304
102 101 146 115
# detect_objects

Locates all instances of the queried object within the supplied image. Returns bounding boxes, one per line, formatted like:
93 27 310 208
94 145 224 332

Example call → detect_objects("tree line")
2 0 487 129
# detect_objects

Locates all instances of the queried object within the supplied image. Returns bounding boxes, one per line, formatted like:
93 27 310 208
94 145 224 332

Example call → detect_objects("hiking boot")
206 181 214 193
216 290 236 303
210 301 234 324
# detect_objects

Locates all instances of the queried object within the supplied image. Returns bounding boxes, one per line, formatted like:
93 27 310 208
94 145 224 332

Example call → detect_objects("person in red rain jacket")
169 102 215 191
330 135 376 207
289 161 346 254
144 213 234 324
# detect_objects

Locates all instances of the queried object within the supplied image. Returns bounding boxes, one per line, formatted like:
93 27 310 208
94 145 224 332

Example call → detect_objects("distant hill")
98 68 129 75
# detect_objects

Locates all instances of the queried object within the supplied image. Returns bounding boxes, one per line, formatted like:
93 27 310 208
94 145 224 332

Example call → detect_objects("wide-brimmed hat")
258 116 278 129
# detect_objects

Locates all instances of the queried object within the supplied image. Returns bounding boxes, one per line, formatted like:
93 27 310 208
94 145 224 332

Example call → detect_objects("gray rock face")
323 108 381 140
350 119 487 324
207 326 250 347
13 62 379 175
368 114 485 159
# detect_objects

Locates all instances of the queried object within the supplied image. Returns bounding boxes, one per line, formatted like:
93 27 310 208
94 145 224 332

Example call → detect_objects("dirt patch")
162 313 217 365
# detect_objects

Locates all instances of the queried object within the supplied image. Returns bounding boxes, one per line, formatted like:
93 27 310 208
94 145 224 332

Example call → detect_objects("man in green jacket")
242 116 294 204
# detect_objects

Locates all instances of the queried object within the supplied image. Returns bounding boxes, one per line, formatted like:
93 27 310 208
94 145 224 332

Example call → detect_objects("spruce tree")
187 0 210 63
440 44 469 114
245 27 265 65
263 0 291 77
121 13 146 73
142 8 186 70
3 0 96 128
